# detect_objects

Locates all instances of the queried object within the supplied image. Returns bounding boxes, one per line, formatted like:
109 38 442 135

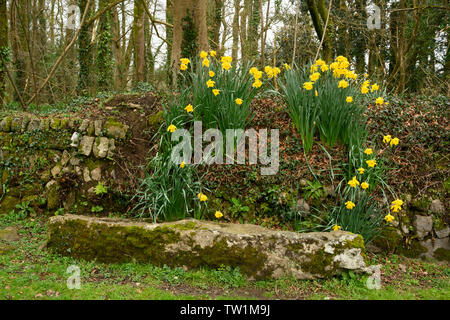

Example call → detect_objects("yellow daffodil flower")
332 224 341 231
371 83 379 92
357 168 365 174
199 51 208 59
303 82 314 90
390 137 399 146
384 214 395 223
364 148 373 155
338 80 349 88
180 58 190 65
235 98 243 105
366 159 376 168
206 79 215 88
180 161 185 168
383 135 392 143
167 124 177 133
209 70 215 77
215 211 223 219
376 97 384 105
346 96 353 103
212 89 220 96
184 104 193 113
345 201 356 210
361 182 369 190
348 176 360 188
310 72 320 82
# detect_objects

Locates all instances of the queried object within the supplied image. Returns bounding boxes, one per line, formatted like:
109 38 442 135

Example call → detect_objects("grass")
0 214 449 300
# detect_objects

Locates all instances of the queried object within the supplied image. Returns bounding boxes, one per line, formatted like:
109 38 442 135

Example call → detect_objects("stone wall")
0 113 153 216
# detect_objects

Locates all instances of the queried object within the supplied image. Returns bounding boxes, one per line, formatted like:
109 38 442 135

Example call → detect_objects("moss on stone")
0 195 21 214
372 226 403 252
147 111 163 130
397 240 428 258
104 117 128 139
47 218 271 279
433 248 450 262
50 118 61 130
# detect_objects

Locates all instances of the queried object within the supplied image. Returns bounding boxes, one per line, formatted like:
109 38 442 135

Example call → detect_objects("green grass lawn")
0 212 449 300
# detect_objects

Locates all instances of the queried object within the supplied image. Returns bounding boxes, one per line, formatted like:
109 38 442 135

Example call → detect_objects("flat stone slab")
0 226 20 241
46 214 370 280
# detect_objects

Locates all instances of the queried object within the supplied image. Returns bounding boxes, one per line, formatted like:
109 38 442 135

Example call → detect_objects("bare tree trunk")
240 0 249 61
0 0 8 104
232 0 240 61
170 0 209 87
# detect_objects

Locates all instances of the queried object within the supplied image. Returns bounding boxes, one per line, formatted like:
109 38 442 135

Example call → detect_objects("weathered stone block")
46 215 370 280
104 117 129 139
79 136 95 156
93 137 109 158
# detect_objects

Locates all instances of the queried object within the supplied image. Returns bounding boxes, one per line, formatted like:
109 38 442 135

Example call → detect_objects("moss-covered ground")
1 213 448 300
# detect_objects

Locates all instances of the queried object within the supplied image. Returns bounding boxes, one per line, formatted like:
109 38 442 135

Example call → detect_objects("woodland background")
0 0 448 108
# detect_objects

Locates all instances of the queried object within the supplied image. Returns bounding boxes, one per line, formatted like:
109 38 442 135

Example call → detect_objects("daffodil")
364 148 373 155
221 56 232 64
315 59 326 66
303 82 314 90
209 70 215 77
167 124 177 133
199 51 208 59
383 135 392 144
197 192 208 202
361 182 369 190
320 64 329 72
212 89 220 96
366 159 376 168
215 211 223 219
202 58 210 68
345 201 356 210
390 199 403 213
348 176 360 188
272 67 281 77
184 104 193 113
222 62 231 70
346 96 353 103
310 72 320 82
209 50 216 57
384 214 395 223
371 83 379 92
180 58 190 65
249 67 259 75
357 168 365 174
253 70 263 79
361 86 369 94
206 79 215 88
315 90 318 97
375 97 384 105
390 137 399 146
180 64 187 71
180 161 185 168
235 98 243 105
252 80 262 88
338 80 349 88
284 63 291 70
332 224 341 231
